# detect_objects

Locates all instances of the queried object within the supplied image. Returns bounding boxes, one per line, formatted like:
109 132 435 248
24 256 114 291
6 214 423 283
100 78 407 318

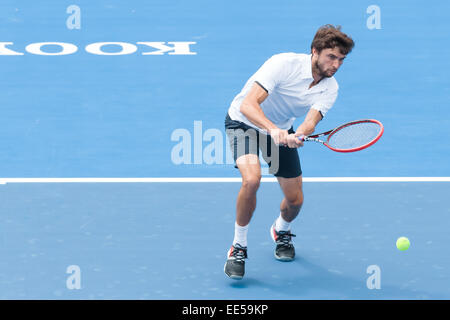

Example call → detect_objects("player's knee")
241 175 261 193
286 190 303 208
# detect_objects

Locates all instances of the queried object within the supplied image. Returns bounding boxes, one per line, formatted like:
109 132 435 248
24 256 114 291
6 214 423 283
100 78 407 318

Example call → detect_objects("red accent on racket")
300 119 384 152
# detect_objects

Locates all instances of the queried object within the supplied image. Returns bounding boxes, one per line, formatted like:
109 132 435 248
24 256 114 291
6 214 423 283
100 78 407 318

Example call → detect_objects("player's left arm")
296 108 323 136
286 108 323 148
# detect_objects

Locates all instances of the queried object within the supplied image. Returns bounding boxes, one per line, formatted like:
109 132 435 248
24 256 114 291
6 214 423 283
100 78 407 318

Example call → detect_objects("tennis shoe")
224 243 247 280
270 222 296 261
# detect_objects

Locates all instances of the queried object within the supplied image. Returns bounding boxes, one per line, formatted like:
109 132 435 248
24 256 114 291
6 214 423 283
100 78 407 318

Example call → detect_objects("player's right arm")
240 82 289 145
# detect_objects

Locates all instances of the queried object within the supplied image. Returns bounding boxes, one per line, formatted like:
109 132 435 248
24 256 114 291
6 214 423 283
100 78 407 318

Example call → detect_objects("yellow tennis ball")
396 237 410 251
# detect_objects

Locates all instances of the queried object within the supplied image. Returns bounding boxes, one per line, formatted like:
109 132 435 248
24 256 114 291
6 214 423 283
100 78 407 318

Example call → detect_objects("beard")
314 60 336 78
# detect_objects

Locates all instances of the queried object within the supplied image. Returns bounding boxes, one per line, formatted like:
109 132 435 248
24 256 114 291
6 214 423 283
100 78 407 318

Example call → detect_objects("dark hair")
311 24 355 55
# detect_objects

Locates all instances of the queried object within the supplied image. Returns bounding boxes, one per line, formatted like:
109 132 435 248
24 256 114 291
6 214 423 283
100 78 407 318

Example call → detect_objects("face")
312 47 346 78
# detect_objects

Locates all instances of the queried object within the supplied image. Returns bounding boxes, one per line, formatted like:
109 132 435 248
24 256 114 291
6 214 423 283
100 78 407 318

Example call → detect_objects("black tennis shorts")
224 113 302 178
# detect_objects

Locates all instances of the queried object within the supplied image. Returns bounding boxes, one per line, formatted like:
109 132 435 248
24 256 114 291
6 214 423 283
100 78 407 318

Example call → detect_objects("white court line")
0 177 450 184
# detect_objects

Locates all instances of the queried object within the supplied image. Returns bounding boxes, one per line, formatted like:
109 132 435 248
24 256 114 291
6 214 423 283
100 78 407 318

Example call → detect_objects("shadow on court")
226 257 441 300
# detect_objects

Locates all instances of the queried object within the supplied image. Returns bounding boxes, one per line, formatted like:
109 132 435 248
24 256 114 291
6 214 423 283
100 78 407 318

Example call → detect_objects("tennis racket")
299 119 384 152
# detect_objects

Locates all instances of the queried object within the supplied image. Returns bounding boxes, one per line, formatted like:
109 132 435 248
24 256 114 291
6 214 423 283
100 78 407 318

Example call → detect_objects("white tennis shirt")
228 53 339 131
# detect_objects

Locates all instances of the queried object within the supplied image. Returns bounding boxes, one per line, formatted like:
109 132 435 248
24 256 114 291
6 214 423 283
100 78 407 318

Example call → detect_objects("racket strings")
327 122 381 150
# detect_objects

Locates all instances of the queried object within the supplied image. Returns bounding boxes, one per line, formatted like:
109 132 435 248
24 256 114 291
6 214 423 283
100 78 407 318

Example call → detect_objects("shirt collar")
301 54 313 80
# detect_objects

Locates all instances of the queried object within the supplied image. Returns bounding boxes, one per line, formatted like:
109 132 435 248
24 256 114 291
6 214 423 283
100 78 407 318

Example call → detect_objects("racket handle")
297 135 306 141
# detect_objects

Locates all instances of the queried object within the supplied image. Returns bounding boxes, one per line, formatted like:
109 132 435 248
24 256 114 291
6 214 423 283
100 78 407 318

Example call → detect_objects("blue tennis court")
0 0 449 299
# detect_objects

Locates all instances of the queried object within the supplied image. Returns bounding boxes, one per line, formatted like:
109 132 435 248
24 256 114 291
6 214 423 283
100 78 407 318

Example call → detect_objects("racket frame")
303 119 384 153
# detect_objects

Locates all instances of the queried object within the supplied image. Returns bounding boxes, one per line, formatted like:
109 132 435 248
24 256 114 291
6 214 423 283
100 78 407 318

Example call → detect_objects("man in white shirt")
224 25 354 280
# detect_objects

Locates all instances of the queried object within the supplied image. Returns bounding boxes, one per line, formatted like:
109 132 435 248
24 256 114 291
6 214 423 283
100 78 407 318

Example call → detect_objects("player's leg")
235 154 262 227
224 116 261 279
266 129 302 261
270 175 302 261
277 175 304 224
224 154 261 280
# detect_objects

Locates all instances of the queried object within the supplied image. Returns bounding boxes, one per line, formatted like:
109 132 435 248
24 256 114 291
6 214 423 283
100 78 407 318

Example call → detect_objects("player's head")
310 24 354 78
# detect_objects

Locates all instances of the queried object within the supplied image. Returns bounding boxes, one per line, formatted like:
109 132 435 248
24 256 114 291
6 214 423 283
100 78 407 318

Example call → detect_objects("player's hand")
269 128 289 146
294 132 306 148
287 133 303 148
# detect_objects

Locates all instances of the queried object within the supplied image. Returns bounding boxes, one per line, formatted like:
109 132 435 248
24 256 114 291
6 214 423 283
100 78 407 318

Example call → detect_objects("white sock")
275 214 291 231
233 222 249 247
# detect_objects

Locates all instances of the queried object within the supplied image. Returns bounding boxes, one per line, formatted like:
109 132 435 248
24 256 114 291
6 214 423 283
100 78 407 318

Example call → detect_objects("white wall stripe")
0 177 450 184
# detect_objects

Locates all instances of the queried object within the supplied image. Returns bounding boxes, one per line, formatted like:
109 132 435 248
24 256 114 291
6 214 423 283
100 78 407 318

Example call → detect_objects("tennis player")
224 25 354 279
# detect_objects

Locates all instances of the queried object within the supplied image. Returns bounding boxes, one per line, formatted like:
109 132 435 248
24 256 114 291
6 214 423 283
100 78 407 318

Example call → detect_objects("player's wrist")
268 127 281 135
